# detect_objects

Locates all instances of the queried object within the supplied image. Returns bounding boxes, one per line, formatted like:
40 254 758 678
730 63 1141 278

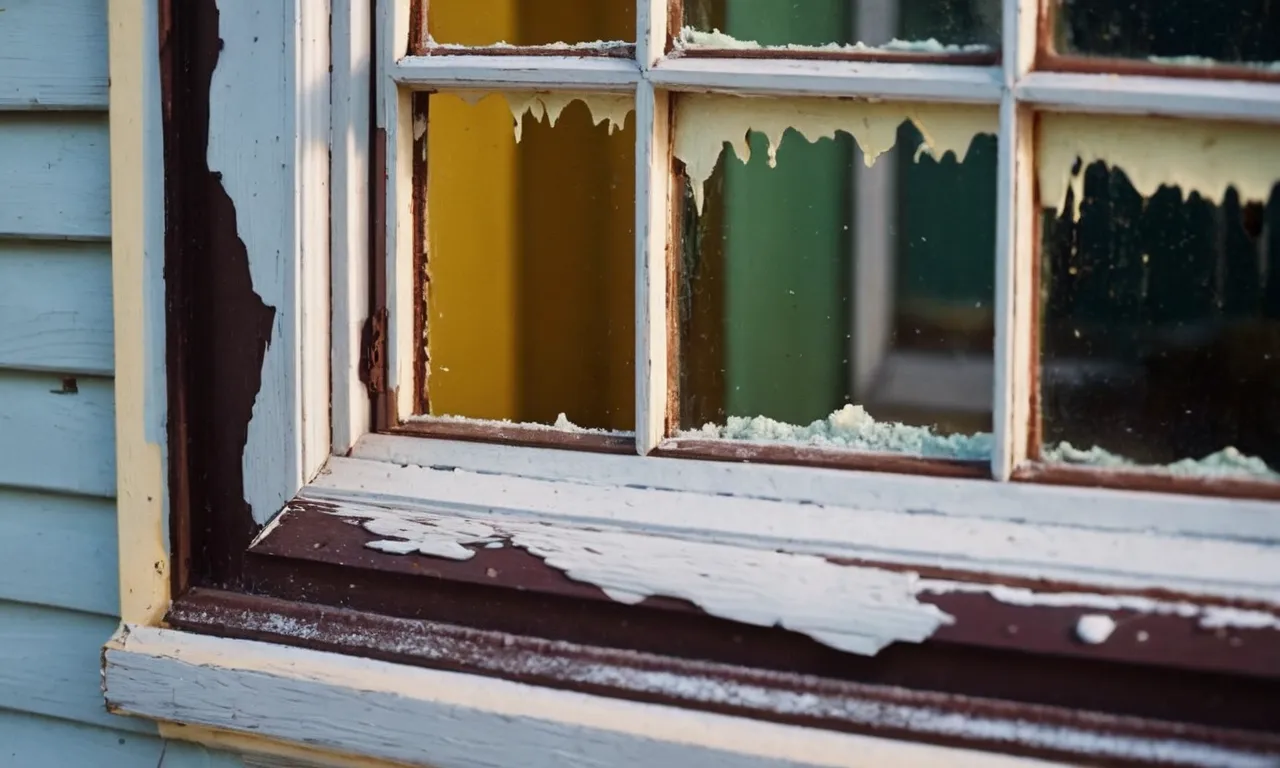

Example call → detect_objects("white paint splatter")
1075 614 1117 645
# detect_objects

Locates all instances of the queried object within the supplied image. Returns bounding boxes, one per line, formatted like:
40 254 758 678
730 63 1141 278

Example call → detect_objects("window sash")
376 0 1280 485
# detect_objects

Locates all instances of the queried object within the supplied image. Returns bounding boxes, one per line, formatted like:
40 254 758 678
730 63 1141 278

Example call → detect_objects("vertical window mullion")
636 0 672 454
992 0 1040 479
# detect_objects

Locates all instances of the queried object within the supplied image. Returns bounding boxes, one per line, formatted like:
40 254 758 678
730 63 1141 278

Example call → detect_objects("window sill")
110 435 1280 767
103 623 1075 768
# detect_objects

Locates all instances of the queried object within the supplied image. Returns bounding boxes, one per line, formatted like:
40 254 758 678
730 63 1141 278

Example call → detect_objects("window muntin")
384 0 1280 499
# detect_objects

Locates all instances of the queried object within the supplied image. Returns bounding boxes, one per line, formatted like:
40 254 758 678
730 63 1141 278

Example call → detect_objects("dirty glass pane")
427 0 635 47
1051 0 1280 70
1040 159 1280 481
680 0 999 53
421 92 635 432
676 114 998 460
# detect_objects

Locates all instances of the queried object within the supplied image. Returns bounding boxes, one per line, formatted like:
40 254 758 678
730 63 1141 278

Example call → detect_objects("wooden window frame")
102 0 1280 766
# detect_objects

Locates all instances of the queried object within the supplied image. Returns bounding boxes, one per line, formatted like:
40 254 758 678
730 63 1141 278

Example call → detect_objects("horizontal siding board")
0 710 161 767
0 709 247 766
0 0 108 110
0 490 118 615
0 114 111 239
0 601 151 733
0 371 115 497
0 242 114 375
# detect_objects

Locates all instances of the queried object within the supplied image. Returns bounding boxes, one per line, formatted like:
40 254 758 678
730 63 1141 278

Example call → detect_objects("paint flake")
679 404 993 461
674 94 996 212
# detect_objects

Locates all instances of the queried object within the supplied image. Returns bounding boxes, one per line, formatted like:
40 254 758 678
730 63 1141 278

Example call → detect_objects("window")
103 0 1280 766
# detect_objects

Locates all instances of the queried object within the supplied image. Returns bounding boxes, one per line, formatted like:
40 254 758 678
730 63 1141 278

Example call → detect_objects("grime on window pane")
1049 0 1280 72
426 0 635 49
673 95 998 460
1038 114 1280 481
679 0 999 56
420 92 635 433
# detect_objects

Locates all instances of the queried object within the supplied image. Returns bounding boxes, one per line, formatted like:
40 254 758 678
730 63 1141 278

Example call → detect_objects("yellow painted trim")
108 0 169 626
158 724 415 768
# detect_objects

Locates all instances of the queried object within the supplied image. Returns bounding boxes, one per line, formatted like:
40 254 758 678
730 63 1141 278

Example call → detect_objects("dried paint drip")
1039 113 1280 220
502 92 634 143
673 94 997 213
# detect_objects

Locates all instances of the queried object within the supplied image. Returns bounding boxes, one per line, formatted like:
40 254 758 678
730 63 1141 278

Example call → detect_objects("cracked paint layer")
676 27 993 55
1039 112 1280 220
674 94 997 212
322 503 954 656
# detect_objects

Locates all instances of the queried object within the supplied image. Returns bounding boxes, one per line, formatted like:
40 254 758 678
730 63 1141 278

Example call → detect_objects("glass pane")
423 92 635 432
1051 0 1280 70
680 0 999 54
1039 115 1280 481
675 96 998 460
428 0 635 48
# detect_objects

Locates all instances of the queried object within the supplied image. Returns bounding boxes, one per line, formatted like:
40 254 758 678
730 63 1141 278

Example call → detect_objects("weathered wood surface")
0 243 114 375
0 371 115 497
0 114 111 239
0 490 118 615
0 0 109 110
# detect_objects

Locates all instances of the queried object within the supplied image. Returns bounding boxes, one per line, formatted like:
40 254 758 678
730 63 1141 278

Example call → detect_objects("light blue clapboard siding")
0 710 247 768
0 601 151 734
0 113 111 240
0 242 114 375
0 0 109 110
0 489 118 616
0 3 248 765
0 371 115 497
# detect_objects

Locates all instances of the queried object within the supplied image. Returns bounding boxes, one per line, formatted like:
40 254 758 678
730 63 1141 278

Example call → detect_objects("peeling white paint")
1039 112 1280 220
321 503 955 656
673 94 996 212
917 580 1280 632
676 27 993 56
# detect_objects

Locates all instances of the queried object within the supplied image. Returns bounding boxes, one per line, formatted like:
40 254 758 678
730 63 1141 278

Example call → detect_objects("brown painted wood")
251 501 1280 682
163 0 272 591
389 418 637 452
420 44 638 58
1014 462 1280 503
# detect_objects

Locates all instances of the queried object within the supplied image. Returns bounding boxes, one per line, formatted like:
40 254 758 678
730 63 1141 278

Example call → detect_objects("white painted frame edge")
312 452 1280 604
103 625 1066 768
332 0 373 455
